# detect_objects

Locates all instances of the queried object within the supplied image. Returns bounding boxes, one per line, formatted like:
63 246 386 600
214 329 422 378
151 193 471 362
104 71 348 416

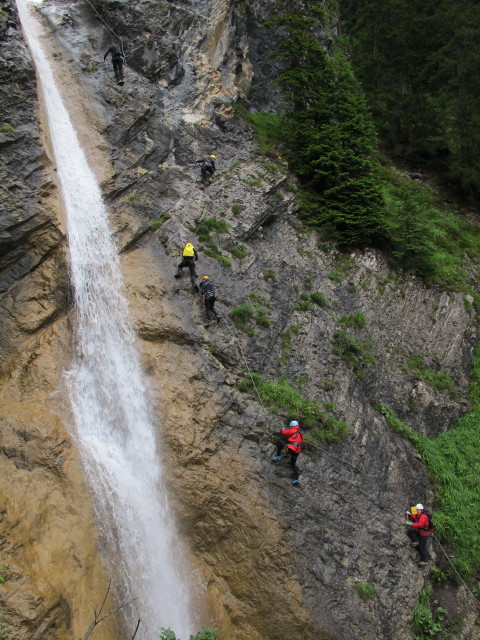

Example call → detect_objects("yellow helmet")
209 154 216 159
202 275 210 280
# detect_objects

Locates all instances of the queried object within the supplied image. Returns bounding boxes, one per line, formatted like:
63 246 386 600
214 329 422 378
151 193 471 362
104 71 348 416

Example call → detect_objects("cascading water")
16 1 194 637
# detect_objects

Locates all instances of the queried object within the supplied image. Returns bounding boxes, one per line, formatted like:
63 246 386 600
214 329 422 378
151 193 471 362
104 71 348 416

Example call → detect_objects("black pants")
201 166 214 182
275 439 299 480
112 57 124 82
177 257 197 279
204 296 218 321
407 529 430 562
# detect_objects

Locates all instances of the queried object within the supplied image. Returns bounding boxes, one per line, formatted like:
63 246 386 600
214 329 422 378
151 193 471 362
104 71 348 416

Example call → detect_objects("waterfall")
16 1 194 637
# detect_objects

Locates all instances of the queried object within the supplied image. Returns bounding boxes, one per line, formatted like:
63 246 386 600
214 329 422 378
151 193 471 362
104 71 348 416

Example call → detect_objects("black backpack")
423 511 435 532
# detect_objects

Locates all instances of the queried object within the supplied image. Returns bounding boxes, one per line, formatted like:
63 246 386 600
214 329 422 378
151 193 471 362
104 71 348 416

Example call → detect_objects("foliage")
159 626 218 640
331 330 376 370
230 304 255 334
263 269 276 280
267 6 385 247
341 0 480 198
0 124 14 133
380 169 480 287
196 218 230 264
243 112 286 156
151 213 171 229
429 566 447 584
228 245 247 259
412 587 447 640
294 293 313 311
339 312 365 328
354 582 375 599
310 292 326 306
379 343 480 578
196 218 229 235
231 203 245 215
238 373 348 441
405 355 457 398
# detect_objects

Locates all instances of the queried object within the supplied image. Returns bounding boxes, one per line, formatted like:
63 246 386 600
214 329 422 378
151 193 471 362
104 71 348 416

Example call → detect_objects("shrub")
310 292 326 306
0 124 14 133
411 587 447 640
263 269 276 280
231 203 245 215
332 330 376 370
196 218 229 234
230 304 255 334
339 312 366 328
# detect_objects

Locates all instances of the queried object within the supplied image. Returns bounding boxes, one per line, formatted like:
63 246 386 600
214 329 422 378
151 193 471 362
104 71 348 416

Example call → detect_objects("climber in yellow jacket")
174 243 199 290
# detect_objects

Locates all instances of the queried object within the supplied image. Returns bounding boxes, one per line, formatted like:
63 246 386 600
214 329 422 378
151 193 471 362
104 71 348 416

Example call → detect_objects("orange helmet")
202 275 210 280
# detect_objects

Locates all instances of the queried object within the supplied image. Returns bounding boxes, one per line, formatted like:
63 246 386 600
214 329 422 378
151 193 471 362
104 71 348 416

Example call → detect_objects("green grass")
196 218 230 264
380 169 480 289
332 331 376 370
128 191 142 202
229 245 247 259
404 355 458 398
243 111 285 157
310 292 326 306
248 293 270 307
230 304 255 334
339 312 366 328
263 269 276 280
354 582 375 599
238 373 348 441
231 203 245 215
244 178 262 187
196 218 229 235
379 341 480 578
0 124 15 133
150 213 171 229
294 292 313 311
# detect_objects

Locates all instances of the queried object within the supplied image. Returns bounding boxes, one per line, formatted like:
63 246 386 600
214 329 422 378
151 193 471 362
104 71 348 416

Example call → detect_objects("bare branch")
81 581 138 640
131 619 141 639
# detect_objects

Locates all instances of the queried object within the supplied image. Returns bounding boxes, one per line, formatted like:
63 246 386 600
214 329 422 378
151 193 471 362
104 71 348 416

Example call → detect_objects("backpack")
423 512 435 533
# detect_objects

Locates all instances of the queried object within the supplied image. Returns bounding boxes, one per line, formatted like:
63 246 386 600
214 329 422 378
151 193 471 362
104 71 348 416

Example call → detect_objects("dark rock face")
0 0 66 373
1 0 479 639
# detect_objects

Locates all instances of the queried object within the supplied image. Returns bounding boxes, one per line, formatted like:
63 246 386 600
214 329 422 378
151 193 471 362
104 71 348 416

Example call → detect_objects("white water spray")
16 2 193 637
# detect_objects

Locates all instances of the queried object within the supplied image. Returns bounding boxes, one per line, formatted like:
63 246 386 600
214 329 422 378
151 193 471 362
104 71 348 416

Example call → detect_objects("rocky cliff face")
0 0 478 639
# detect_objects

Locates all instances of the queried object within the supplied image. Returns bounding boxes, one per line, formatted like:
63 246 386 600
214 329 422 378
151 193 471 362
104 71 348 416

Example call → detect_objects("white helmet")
416 503 424 510
290 420 299 427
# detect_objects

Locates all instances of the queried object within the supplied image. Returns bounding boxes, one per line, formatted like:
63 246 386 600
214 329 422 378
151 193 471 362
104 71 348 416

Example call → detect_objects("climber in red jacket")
405 503 432 566
272 420 304 485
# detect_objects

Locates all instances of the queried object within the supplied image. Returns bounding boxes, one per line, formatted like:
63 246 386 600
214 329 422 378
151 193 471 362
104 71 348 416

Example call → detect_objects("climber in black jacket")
104 42 125 85
199 276 220 325
196 155 216 185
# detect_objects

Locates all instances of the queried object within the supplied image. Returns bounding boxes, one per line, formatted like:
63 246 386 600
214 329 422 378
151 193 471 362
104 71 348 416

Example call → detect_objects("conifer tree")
269 3 385 247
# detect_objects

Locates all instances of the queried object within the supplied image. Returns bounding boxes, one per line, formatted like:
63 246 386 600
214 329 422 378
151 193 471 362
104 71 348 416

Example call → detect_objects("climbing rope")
220 312 372 476
431 534 480 608
83 0 127 66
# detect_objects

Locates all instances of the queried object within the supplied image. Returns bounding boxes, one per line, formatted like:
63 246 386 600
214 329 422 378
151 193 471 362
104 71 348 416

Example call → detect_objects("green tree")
268 3 385 247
